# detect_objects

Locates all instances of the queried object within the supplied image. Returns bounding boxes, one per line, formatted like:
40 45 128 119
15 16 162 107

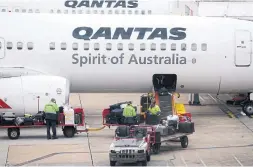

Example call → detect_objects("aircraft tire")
242 102 253 116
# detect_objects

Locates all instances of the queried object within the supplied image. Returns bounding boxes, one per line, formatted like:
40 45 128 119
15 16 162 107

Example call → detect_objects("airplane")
0 0 196 15
0 12 253 117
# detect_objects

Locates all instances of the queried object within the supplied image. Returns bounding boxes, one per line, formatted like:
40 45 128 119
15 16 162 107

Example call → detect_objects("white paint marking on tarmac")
180 155 188 167
196 152 207 167
199 96 205 102
208 94 217 103
233 154 243 166
241 111 246 116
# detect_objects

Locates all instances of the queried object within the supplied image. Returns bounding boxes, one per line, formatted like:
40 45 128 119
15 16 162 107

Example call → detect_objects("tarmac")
0 93 253 166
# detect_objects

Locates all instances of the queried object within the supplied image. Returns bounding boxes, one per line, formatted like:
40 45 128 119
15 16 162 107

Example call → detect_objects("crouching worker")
44 98 59 140
123 101 137 126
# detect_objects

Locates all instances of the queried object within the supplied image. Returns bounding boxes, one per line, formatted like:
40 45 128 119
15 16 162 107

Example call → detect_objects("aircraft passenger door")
0 38 5 59
235 30 252 67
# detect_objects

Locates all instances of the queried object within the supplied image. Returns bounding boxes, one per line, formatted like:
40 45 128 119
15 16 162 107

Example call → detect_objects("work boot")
52 136 58 139
47 136 51 140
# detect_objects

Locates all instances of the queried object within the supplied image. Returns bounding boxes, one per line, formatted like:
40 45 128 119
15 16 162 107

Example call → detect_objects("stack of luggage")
0 111 45 126
105 102 127 124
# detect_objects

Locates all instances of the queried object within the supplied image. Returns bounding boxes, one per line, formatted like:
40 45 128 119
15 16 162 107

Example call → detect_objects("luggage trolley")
0 108 87 140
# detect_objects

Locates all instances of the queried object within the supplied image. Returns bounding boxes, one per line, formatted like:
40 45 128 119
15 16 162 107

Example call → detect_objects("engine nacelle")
0 75 70 116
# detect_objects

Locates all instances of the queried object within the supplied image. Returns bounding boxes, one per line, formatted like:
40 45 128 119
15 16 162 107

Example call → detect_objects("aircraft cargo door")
0 38 5 59
235 30 252 67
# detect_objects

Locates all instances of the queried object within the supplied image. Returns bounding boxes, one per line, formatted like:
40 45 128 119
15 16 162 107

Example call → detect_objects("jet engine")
0 75 70 116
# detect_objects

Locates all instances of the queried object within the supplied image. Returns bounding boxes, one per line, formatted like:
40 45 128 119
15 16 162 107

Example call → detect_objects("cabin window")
171 43 176 51
141 10 145 15
57 10 61 14
1 8 6 12
84 43 89 50
93 10 97 14
128 43 134 51
160 43 166 51
64 10 68 14
94 43 100 50
181 43 187 51
148 10 152 14
115 10 119 14
14 9 19 12
22 9 26 13
7 42 13 50
108 10 112 14
201 43 207 51
78 10 82 14
27 42 33 50
50 9 54 13
135 10 138 14
72 10 76 14
128 10 132 14
86 10 90 14
100 10 104 14
191 43 197 51
106 43 112 51
49 42 55 50
61 42 67 50
140 43 145 51
28 9 33 13
35 9 40 13
17 42 23 50
0 42 2 49
122 10 125 14
117 43 123 51
72 43 78 50
151 43 156 51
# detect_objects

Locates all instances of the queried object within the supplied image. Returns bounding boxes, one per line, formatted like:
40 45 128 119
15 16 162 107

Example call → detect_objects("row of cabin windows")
1 42 207 51
0 8 152 15
0 42 34 50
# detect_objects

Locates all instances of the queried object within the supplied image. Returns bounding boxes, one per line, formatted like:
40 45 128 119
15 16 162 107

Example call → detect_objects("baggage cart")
0 108 88 140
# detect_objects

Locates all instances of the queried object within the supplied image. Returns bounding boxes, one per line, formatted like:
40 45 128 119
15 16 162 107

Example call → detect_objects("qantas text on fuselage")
65 0 138 8
72 27 187 40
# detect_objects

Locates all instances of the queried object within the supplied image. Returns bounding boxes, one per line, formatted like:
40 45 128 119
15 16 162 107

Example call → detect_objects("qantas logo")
0 99 12 109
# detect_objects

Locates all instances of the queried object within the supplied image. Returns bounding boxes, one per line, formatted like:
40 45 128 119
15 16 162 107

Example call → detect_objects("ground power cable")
78 94 94 166
215 94 253 133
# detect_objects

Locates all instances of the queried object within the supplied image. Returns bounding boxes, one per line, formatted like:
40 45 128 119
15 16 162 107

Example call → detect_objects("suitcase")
178 122 195 133
111 108 123 117
15 117 24 126
155 125 169 136
23 118 34 125
1 112 16 126
168 126 176 135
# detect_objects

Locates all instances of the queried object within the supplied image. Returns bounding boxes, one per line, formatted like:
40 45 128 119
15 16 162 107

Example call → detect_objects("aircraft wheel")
242 102 253 116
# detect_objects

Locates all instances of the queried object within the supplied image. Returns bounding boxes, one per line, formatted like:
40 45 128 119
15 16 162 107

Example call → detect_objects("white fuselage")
0 13 253 94
0 0 172 15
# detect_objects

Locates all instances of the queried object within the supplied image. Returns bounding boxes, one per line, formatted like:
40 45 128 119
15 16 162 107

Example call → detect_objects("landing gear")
241 93 253 116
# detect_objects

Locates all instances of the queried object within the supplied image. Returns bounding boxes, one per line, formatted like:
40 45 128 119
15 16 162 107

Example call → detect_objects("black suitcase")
178 122 195 133
23 118 34 125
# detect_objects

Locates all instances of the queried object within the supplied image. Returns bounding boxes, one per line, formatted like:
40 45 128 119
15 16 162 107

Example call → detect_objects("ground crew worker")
148 100 161 115
123 102 137 125
44 98 59 139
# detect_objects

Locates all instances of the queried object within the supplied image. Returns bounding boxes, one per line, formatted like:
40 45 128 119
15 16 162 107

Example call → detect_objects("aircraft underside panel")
235 30 252 67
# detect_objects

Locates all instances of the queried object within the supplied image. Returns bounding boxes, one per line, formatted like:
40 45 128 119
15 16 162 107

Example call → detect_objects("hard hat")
51 98 56 103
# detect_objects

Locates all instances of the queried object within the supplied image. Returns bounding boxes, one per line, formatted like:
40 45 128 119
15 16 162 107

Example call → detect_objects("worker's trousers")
46 119 57 138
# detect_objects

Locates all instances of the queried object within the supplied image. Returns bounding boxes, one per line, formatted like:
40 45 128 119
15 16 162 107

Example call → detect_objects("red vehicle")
0 108 87 140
